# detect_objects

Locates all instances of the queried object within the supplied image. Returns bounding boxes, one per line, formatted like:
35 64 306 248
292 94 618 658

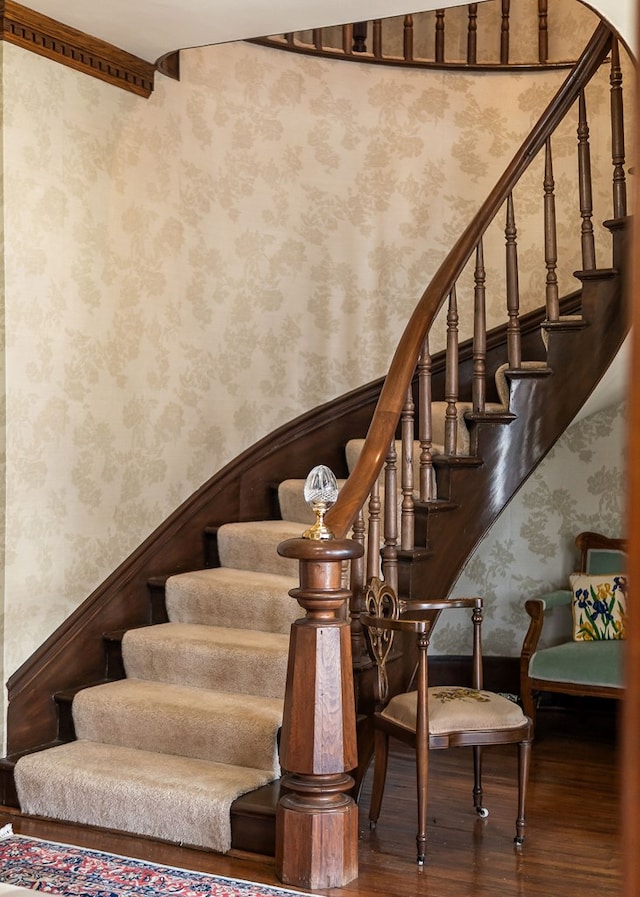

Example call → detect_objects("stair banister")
324 21 613 542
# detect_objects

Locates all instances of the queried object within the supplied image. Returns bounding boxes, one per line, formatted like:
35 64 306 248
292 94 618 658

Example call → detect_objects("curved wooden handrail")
325 22 613 540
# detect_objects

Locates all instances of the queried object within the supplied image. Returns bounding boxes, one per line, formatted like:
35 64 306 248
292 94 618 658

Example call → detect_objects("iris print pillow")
569 573 627 641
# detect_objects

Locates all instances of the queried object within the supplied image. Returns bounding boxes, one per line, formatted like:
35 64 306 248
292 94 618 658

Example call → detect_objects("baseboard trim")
0 0 155 97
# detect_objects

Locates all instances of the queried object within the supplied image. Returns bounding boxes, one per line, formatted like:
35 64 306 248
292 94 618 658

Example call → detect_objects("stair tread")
73 679 283 770
217 520 304 576
166 566 299 633
14 740 277 854
122 623 290 698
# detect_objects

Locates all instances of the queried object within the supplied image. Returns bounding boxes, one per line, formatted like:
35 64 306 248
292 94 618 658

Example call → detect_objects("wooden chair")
520 531 627 726
361 580 533 866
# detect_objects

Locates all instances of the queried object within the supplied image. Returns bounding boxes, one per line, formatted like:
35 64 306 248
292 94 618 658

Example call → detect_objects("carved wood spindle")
538 0 549 65
472 239 487 413
400 386 415 551
444 285 460 455
543 138 560 322
373 19 383 59
467 4 478 65
505 193 522 369
418 336 435 501
381 439 398 594
367 480 382 581
342 24 353 56
403 15 414 62
577 89 597 271
349 509 368 663
312 29 323 51
500 0 510 65
610 38 627 220
352 21 367 53
276 537 363 890
435 9 445 64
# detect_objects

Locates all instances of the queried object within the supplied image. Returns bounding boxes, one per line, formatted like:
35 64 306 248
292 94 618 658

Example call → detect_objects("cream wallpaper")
0 0 629 747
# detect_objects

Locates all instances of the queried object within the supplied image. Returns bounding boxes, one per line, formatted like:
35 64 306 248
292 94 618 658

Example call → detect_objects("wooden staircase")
0 18 631 871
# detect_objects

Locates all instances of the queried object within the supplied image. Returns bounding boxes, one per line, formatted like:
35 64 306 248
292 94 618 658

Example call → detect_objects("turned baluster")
467 4 478 65
501 0 510 65
505 194 522 369
352 21 367 53
418 336 435 501
367 480 382 581
435 10 445 64
610 38 627 220
276 537 362 889
381 440 398 594
349 510 368 663
400 387 415 551
472 239 487 413
543 138 559 321
444 286 460 455
312 29 323 51
403 15 414 62
538 0 549 64
372 19 382 59
577 90 596 271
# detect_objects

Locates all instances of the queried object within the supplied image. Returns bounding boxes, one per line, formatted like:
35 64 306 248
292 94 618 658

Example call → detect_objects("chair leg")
515 736 532 845
369 727 389 829
520 678 538 732
416 736 428 865
473 745 488 818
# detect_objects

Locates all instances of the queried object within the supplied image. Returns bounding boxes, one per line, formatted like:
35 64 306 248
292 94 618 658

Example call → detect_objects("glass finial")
302 465 338 540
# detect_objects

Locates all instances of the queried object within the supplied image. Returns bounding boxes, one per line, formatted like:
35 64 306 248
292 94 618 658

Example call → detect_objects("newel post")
275 535 363 890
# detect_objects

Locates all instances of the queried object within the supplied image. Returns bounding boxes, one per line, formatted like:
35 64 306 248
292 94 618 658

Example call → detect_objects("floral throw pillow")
570 572 627 641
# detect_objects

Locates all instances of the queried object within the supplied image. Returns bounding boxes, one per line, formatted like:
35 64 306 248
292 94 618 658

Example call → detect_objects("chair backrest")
576 531 627 575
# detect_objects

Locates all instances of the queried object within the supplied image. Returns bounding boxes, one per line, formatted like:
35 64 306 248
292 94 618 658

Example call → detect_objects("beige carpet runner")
14 409 492 853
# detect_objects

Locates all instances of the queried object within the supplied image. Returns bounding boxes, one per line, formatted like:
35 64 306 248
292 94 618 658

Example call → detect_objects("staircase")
0 19 631 866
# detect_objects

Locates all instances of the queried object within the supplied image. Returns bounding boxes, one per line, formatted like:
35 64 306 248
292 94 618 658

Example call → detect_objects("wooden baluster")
444 286 460 455
342 24 353 56
312 29 323 51
610 38 627 220
472 239 487 413
500 0 510 65
276 537 362 889
577 89 596 271
435 10 445 64
352 21 367 53
543 138 559 322
418 336 435 501
467 4 478 65
505 194 522 369
349 509 367 662
400 387 415 551
381 440 398 594
538 0 549 64
403 14 414 62
372 19 382 59
284 33 295 46
367 480 382 581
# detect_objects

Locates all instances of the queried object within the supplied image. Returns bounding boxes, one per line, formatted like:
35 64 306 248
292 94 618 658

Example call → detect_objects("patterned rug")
0 830 309 897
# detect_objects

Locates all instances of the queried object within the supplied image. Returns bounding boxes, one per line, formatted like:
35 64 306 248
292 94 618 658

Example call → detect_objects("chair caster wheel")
476 807 489 819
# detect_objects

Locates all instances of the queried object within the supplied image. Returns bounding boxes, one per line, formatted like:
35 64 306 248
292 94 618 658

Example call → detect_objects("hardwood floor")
0 701 620 896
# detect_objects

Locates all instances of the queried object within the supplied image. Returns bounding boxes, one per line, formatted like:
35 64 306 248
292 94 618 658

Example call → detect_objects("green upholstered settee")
520 531 627 726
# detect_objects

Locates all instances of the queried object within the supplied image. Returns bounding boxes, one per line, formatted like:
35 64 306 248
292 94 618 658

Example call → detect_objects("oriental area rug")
0 830 308 897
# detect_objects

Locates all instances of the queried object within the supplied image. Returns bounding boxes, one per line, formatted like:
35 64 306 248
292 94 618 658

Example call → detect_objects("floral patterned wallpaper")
0 0 629 747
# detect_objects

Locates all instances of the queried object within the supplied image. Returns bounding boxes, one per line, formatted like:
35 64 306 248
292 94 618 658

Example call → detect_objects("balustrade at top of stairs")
251 0 593 71
0 16 631 874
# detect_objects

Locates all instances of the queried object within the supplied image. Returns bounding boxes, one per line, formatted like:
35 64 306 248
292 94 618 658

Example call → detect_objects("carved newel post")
275 467 363 890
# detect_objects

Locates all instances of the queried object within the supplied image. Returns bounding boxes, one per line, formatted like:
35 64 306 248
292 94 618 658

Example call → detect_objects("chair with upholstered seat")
361 581 533 866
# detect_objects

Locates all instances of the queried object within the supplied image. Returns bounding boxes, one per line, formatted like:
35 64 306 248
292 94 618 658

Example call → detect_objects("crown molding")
0 0 155 97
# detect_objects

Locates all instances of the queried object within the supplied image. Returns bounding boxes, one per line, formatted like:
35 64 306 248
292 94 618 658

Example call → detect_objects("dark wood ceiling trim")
0 0 155 97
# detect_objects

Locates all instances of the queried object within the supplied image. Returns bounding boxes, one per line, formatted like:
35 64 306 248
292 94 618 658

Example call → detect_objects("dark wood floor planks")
0 701 620 897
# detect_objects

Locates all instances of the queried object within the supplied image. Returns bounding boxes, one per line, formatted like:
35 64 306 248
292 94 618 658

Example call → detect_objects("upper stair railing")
323 21 626 599
252 0 590 70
